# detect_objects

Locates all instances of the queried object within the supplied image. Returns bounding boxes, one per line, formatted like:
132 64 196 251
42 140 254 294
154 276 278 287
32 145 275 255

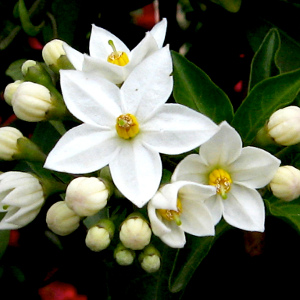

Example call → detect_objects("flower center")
116 114 139 139
107 40 129 66
157 199 182 226
208 168 232 199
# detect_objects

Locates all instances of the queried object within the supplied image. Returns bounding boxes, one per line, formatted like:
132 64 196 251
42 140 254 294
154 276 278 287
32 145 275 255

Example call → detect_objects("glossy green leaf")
265 196 300 234
172 51 234 124
169 219 231 293
248 28 281 91
231 68 300 146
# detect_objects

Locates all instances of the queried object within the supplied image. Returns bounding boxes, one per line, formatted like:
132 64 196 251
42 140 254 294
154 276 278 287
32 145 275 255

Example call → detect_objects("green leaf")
169 219 231 293
5 59 26 81
265 196 300 234
248 28 281 91
172 51 234 124
231 68 300 146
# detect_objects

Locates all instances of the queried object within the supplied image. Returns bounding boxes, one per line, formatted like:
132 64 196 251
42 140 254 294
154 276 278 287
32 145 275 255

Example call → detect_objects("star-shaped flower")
147 181 216 248
64 19 167 84
44 46 219 207
172 121 281 232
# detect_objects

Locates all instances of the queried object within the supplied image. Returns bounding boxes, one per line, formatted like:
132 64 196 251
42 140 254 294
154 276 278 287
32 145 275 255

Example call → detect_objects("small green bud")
138 244 161 273
114 243 135 266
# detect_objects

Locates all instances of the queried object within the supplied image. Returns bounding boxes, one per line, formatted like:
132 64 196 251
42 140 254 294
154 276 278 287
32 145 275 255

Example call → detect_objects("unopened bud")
138 244 161 273
3 80 23 106
12 81 67 122
267 106 300 146
270 165 300 201
119 213 152 250
46 201 80 236
85 219 114 252
114 243 135 266
65 177 109 217
0 127 23 160
42 39 74 73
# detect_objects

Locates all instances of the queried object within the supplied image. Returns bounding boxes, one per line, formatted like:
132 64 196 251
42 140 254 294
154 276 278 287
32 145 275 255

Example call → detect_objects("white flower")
44 46 219 207
0 171 44 230
63 18 167 84
270 165 300 201
147 181 215 248
172 121 281 232
65 177 109 216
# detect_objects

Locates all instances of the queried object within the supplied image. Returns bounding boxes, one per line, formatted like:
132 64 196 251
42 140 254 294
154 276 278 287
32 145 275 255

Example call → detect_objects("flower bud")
85 219 115 252
138 244 161 273
42 39 74 73
0 171 45 230
3 80 23 106
270 165 300 201
21 60 37 76
46 201 80 236
0 127 23 160
12 81 66 122
119 213 152 250
114 243 135 266
65 177 109 217
267 106 300 146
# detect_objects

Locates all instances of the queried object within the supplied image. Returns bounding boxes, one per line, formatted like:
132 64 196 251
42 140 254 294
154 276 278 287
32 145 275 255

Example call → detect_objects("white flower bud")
42 39 65 66
270 166 300 201
0 171 44 230
119 214 152 250
12 82 54 122
65 177 109 217
267 106 300 146
139 245 161 273
85 226 110 252
3 80 23 106
114 243 135 266
46 201 80 236
0 127 23 160
21 60 37 76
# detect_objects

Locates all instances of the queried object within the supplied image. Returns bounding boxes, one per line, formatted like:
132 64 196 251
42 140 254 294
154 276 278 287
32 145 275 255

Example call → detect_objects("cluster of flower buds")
254 106 300 202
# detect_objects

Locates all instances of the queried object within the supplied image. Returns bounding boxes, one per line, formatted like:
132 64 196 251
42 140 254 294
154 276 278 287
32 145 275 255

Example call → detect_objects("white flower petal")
171 154 209 184
44 124 119 174
223 184 265 232
160 220 186 248
230 146 281 189
180 199 215 236
63 43 84 70
109 139 162 207
204 195 223 225
142 103 219 154
129 32 159 69
200 121 242 167
60 70 122 126
82 55 128 84
149 18 167 48
89 24 130 59
121 46 173 120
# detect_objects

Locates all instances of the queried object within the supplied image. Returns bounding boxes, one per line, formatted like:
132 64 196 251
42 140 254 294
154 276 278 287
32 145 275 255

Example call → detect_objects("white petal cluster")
0 171 44 230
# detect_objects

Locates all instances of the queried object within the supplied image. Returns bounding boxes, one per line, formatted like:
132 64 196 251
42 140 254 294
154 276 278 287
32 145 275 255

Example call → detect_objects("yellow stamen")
107 40 129 66
116 113 139 139
208 169 232 199
157 199 182 226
